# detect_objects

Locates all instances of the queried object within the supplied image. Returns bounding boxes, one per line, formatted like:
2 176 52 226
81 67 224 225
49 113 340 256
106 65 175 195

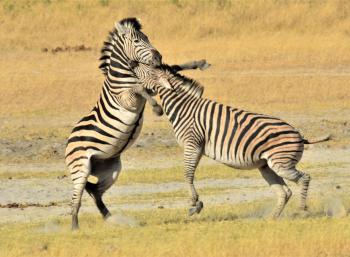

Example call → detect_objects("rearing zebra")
131 63 330 218
65 18 209 230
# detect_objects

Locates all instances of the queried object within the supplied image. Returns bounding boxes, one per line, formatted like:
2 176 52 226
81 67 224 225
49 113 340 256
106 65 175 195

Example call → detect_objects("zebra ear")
158 77 172 89
116 22 129 36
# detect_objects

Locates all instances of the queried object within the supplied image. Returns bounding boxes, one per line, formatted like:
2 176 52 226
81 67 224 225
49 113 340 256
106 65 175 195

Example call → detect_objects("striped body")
65 18 211 230
65 18 163 230
195 103 303 171
65 84 145 165
158 84 303 175
133 64 312 218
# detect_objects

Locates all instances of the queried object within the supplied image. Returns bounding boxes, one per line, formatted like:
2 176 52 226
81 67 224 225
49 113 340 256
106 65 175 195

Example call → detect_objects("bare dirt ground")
0 106 349 224
1 61 349 224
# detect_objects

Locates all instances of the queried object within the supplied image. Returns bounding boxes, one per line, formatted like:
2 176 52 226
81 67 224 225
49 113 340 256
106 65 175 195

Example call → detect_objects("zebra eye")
134 39 140 43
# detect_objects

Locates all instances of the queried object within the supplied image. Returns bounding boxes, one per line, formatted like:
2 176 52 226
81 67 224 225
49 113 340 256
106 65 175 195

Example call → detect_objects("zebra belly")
204 146 266 170
221 159 266 170
88 156 122 193
89 118 144 160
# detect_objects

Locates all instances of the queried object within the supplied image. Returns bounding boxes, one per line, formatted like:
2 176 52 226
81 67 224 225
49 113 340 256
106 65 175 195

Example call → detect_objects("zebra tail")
303 134 332 144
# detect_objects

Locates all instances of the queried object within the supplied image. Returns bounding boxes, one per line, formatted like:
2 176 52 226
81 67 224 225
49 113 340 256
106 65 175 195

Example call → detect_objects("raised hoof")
197 60 211 71
188 201 204 216
152 105 163 116
103 212 112 220
188 207 197 216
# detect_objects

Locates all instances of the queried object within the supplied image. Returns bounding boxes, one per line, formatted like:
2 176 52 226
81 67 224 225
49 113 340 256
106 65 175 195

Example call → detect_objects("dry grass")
1 1 350 256
0 0 349 118
0 159 340 182
1 205 349 257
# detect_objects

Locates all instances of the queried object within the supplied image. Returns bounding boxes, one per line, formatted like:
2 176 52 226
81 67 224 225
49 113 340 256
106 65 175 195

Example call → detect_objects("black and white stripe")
65 18 164 230
133 64 329 218
65 18 210 230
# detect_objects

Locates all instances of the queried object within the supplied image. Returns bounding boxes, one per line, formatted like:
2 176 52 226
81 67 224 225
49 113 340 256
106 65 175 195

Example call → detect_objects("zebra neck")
104 36 138 93
92 83 144 127
159 90 201 141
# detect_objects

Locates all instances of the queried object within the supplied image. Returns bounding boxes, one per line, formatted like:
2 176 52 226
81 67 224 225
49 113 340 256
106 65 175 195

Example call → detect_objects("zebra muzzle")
151 49 162 66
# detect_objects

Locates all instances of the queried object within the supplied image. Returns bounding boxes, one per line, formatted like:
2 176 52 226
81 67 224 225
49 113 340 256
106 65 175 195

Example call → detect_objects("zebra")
131 62 330 218
65 17 210 230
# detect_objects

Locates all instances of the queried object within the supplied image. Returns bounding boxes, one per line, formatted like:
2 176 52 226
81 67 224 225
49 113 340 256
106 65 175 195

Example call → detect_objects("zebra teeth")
87 175 99 184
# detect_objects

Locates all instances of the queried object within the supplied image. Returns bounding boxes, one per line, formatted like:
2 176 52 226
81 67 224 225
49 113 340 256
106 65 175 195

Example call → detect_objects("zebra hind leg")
70 161 91 230
86 156 122 220
297 172 311 211
270 164 311 213
259 165 292 219
85 182 111 219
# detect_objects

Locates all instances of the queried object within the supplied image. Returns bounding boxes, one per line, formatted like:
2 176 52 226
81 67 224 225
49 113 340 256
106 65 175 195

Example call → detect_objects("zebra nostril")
151 50 162 66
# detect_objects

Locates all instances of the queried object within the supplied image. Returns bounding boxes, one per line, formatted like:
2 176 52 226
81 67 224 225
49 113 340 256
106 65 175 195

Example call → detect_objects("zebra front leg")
70 159 91 230
133 85 163 116
183 145 203 216
171 59 211 72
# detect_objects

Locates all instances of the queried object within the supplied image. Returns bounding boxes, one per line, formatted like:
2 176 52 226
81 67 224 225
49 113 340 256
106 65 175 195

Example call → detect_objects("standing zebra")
131 63 330 218
65 18 209 230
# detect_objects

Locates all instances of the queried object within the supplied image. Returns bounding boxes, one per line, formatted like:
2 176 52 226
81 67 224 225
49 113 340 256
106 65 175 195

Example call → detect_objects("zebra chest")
68 109 145 160
96 114 144 157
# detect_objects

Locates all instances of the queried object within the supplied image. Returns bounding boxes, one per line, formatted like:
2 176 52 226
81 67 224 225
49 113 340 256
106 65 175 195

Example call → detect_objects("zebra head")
115 18 162 67
132 63 204 98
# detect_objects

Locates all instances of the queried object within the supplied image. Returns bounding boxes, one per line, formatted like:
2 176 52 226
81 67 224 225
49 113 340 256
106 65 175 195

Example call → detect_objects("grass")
0 1 349 256
0 1 349 166
0 160 342 181
1 204 349 257
118 164 259 184
0 0 349 118
0 163 259 184
0 0 349 165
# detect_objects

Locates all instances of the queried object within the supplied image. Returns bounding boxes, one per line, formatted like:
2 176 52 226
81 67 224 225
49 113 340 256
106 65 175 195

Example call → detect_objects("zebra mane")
99 17 142 75
119 17 142 31
99 30 117 75
161 64 204 98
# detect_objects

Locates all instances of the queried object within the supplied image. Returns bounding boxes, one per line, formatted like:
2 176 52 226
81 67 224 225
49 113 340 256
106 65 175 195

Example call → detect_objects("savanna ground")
0 0 350 256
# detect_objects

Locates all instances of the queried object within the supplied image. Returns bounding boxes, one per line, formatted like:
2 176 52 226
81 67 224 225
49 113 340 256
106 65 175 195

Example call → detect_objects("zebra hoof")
188 207 197 216
197 59 211 71
103 212 112 220
188 201 204 216
152 105 163 116
196 200 204 213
